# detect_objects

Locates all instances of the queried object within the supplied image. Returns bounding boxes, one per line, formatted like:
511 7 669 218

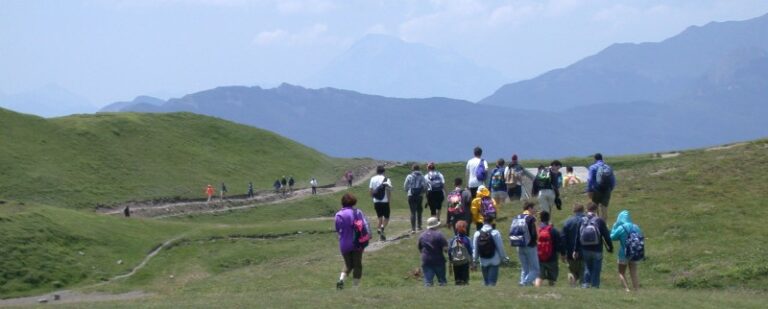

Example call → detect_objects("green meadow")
1 108 767 307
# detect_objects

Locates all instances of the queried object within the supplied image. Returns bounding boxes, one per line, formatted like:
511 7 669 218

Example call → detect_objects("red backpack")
537 225 554 261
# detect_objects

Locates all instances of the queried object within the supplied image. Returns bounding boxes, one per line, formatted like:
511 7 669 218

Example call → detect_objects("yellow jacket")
471 186 495 225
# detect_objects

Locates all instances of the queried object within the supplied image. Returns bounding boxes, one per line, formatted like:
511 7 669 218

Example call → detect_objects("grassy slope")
0 108 362 209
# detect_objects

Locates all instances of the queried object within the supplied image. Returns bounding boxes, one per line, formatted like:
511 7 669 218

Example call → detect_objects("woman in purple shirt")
418 217 448 286
335 193 369 290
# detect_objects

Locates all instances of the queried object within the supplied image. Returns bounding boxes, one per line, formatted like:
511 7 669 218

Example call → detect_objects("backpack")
489 168 505 191
372 177 388 200
509 214 530 247
352 210 370 249
480 197 496 220
475 159 487 182
537 225 554 261
449 237 470 266
623 225 645 261
409 173 424 196
535 168 552 189
477 230 496 259
446 190 464 215
595 164 614 192
579 216 601 246
427 172 444 192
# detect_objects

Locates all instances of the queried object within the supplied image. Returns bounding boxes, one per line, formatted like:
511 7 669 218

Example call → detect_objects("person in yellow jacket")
562 166 583 188
471 186 498 231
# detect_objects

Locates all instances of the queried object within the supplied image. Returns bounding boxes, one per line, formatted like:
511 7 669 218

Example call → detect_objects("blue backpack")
595 164 614 192
475 159 487 182
623 225 645 261
480 196 496 220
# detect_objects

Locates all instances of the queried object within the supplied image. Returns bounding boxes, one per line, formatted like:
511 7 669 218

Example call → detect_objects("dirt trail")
101 162 393 219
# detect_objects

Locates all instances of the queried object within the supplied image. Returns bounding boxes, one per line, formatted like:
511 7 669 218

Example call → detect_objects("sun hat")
426 217 440 229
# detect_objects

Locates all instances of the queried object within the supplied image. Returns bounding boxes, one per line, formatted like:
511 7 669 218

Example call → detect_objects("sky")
2 0 768 108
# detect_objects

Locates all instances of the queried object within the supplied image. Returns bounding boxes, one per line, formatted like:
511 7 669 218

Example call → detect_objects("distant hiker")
281 176 288 197
418 217 449 287
466 146 488 199
123 206 130 217
509 201 540 287
288 176 295 192
574 202 614 289
273 179 281 193
345 171 354 187
563 166 583 187
310 177 318 195
561 203 586 287
587 153 616 221
470 185 495 231
425 162 446 223
206 184 215 202
447 178 472 235
448 220 473 285
505 154 524 201
247 182 254 198
537 211 564 286
369 165 392 241
532 160 562 215
472 216 509 286
335 193 370 290
610 210 644 292
220 182 228 200
404 164 429 233
489 158 508 212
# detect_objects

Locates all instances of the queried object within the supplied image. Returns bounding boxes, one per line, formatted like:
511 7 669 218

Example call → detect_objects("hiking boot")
377 228 382 236
336 280 344 290
380 232 386 241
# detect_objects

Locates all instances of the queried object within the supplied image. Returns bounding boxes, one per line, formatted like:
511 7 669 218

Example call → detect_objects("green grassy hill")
0 108 363 209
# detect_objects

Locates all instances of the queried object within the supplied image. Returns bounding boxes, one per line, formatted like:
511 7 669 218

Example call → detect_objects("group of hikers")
335 147 644 292
202 175 322 202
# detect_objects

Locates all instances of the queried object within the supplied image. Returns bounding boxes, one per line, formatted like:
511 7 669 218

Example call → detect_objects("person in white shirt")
466 146 488 199
310 177 318 195
369 165 392 241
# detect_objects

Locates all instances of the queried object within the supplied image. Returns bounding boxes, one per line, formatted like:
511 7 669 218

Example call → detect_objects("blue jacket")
587 160 616 193
472 224 508 266
610 210 643 261
561 211 585 259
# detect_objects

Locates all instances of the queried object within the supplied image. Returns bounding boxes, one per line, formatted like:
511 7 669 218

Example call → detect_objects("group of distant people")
201 175 321 202
335 147 643 292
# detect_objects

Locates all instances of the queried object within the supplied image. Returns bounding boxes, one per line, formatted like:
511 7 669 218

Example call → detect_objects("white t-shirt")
369 174 392 203
466 157 488 188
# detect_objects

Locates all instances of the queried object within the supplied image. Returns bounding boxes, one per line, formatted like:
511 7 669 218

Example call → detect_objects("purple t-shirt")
335 207 367 254
418 229 448 266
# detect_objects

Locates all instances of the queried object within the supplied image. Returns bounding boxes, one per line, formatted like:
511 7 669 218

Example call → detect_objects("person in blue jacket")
610 210 643 292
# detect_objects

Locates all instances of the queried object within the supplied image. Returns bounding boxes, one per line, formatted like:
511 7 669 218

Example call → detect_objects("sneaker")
410 230 415 235
377 228 382 236
380 232 386 241
336 280 344 290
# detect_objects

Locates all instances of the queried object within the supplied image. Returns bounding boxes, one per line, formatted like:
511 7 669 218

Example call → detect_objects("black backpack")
372 177 388 200
477 230 496 259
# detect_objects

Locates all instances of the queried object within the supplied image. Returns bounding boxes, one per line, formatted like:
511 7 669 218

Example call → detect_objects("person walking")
345 171 354 187
334 193 370 290
563 166 583 187
369 165 392 241
425 162 446 223
532 160 562 215
587 153 616 221
205 184 215 202
489 158 508 212
418 217 449 287
505 154 524 202
404 164 429 233
220 182 228 200
561 203 586 287
288 176 295 192
472 216 509 286
273 179 281 194
610 210 644 292
509 201 540 287
310 177 318 195
574 202 614 289
280 176 288 197
446 178 473 235
448 220 473 285
247 182 254 198
470 185 495 231
537 211 564 286
466 146 488 199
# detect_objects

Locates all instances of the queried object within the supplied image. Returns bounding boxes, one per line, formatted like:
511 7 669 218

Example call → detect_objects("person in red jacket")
205 184 215 202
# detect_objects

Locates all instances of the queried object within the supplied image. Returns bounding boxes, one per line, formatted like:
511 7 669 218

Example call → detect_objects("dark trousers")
408 195 424 231
453 263 470 285
342 250 363 279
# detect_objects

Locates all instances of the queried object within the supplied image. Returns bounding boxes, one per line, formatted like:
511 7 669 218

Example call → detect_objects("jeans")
518 246 540 286
582 250 604 288
408 195 424 231
481 265 500 286
422 264 447 286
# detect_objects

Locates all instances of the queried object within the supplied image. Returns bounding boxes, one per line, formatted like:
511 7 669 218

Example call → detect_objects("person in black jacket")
537 211 565 286
561 203 586 287
574 202 614 288
532 161 563 217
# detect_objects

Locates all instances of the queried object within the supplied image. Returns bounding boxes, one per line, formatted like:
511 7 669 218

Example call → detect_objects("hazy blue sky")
2 0 768 107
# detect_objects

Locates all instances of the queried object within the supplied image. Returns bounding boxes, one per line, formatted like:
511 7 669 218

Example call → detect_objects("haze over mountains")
101 13 768 161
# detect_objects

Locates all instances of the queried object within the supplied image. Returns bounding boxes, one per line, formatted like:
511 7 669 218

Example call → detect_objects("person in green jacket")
610 210 643 292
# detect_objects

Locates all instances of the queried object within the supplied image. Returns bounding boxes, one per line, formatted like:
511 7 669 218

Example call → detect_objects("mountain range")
102 13 768 161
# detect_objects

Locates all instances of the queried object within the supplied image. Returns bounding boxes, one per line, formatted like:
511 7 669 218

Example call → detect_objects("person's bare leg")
629 262 640 291
618 263 630 292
